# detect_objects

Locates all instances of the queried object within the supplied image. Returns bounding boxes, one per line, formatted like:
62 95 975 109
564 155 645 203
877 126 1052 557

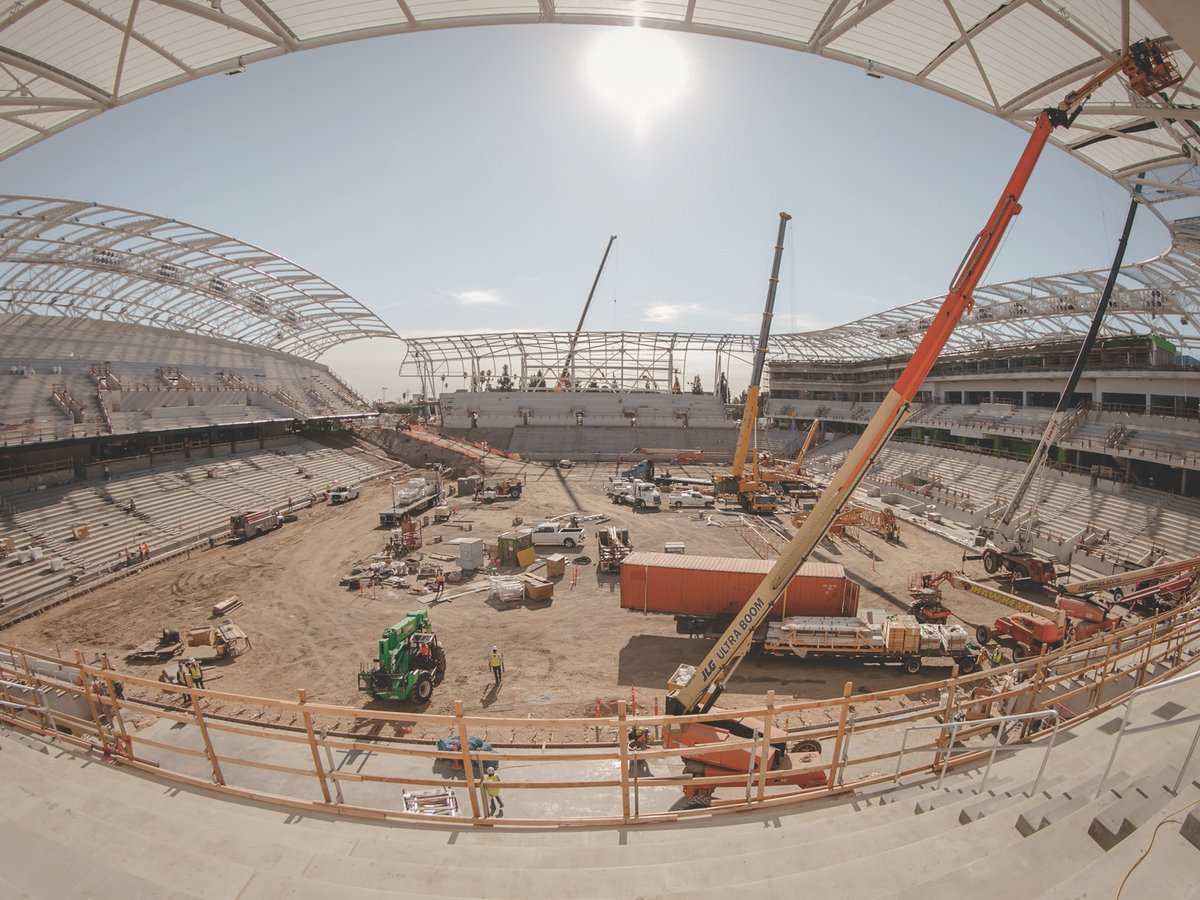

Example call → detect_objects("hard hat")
486 767 495 774
492 646 497 651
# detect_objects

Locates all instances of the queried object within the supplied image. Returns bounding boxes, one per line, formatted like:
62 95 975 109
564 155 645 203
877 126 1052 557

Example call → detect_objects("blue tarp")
435 735 498 768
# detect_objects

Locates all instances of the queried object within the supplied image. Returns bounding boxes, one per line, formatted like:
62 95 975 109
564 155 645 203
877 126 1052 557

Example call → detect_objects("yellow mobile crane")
760 417 821 494
662 41 1182 789
714 212 791 514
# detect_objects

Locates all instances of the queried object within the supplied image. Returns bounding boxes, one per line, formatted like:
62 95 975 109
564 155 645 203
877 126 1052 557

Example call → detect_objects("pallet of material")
403 788 459 816
941 624 969 652
519 573 554 601
211 595 243 618
489 577 525 604
883 615 920 652
919 624 944 651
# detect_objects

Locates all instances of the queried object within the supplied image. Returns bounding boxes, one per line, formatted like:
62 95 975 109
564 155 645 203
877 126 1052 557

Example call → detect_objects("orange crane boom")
666 39 1180 717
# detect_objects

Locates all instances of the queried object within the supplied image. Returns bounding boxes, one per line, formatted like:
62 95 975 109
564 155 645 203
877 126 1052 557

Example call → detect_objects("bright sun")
586 27 688 131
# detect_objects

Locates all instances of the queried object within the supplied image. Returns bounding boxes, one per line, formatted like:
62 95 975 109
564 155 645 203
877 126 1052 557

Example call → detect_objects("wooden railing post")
1135 623 1155 687
756 690 775 803
1092 635 1114 707
185 671 224 785
933 669 960 768
298 689 332 805
827 682 853 787
73 650 107 753
617 701 631 822
97 653 131 758
1023 666 1047 740
454 700 482 819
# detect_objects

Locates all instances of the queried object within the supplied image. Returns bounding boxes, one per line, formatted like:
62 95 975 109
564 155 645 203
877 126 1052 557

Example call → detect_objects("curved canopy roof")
402 217 1200 380
0 194 399 358
0 2 1197 219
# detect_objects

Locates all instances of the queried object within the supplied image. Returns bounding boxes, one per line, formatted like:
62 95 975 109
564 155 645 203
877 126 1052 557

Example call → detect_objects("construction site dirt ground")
3 456 1042 738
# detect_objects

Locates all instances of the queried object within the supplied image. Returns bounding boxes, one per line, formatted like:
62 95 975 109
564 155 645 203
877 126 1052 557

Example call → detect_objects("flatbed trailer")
761 611 978 674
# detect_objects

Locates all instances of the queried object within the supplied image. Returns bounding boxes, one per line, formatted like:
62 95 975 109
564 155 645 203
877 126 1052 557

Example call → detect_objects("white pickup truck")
530 521 586 548
330 485 360 504
608 479 662 510
669 489 714 509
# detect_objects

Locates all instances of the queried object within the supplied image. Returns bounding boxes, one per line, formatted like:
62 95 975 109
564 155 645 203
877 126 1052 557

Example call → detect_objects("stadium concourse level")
0 315 369 447
0 440 393 625
808 439 1200 576
768 399 1200 472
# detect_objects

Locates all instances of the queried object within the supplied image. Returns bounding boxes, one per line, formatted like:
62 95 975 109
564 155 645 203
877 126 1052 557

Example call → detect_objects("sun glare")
587 27 688 131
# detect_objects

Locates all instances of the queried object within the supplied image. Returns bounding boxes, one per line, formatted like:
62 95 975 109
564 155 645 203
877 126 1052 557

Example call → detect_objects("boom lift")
714 212 791 514
990 553 1200 653
663 41 1181 790
975 179 1149 585
1059 554 1200 599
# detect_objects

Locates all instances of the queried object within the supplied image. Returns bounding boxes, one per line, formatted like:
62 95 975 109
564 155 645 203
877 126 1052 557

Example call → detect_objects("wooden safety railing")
0 598 1197 827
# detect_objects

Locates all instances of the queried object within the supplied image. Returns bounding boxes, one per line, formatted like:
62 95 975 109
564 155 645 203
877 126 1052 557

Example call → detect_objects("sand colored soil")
3 458 1031 736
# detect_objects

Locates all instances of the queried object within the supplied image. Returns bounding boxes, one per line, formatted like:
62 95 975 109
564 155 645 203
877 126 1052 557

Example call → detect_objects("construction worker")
485 766 503 816
175 661 191 703
187 658 204 690
434 569 446 599
991 646 1004 667
975 644 989 670
489 646 503 685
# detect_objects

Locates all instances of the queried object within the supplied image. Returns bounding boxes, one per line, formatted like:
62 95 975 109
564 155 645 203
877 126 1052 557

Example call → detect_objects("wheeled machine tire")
413 673 434 703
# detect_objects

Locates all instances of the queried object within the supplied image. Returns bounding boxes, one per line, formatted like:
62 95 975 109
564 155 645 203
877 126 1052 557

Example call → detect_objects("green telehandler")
358 612 447 702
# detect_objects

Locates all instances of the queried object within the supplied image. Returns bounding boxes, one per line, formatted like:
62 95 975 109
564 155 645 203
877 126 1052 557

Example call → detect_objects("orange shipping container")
619 552 859 620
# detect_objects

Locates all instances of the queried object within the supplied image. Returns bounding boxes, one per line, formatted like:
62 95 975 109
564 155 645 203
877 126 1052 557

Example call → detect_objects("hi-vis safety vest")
188 663 202 680
490 651 502 669
485 773 501 796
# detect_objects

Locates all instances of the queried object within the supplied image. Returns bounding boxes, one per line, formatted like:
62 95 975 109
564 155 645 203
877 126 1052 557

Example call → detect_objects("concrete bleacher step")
3 729 1030 898
882 771 1169 900
0 733 361 853
957 773 1070 824
1042 780 1200 899
675 785 1039 899
1087 765 1191 850
1183 805 1200 851
911 773 1023 815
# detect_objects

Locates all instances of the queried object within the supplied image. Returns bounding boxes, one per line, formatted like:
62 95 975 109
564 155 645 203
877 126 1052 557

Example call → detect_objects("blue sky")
0 24 1168 400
